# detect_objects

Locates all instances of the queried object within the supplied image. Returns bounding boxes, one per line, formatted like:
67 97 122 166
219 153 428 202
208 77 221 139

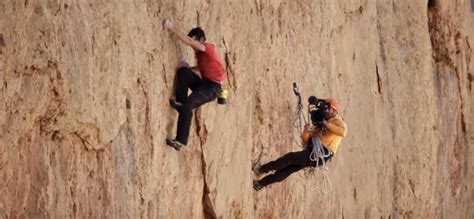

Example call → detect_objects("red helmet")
325 98 340 111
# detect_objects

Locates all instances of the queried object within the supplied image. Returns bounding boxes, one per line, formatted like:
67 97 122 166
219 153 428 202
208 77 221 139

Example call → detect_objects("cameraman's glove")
304 124 314 131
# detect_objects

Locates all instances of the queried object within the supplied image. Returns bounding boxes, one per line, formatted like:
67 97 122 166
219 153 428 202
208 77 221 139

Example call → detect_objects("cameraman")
252 98 347 191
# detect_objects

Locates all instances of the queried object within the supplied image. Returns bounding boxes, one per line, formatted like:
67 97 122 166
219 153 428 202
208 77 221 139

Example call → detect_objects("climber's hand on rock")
304 124 312 131
163 18 175 31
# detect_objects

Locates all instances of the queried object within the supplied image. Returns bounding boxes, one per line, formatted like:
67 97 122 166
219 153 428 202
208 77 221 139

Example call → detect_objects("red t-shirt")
196 43 226 82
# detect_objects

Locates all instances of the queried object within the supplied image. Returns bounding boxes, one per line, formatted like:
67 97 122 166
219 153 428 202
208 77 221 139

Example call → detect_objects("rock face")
1 0 473 218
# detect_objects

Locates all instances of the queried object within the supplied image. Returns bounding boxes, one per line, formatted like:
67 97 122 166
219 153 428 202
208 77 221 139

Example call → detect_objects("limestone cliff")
1 0 473 218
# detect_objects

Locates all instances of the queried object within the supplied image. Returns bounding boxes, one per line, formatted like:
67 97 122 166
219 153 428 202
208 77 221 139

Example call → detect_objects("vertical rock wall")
1 0 473 218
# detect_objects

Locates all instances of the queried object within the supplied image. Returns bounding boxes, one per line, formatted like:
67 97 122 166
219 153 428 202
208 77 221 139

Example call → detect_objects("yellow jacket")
302 115 347 154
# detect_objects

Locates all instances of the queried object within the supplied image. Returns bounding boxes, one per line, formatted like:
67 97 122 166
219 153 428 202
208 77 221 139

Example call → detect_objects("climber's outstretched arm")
163 18 205 52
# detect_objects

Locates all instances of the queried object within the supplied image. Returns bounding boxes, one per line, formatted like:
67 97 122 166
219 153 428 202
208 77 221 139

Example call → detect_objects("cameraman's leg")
258 165 306 187
259 148 311 173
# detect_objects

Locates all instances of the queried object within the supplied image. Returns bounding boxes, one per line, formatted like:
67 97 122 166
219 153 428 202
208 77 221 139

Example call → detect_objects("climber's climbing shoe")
169 99 183 111
166 138 183 151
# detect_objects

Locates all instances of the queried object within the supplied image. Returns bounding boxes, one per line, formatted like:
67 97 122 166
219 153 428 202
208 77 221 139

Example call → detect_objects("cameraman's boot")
252 160 264 177
253 180 264 191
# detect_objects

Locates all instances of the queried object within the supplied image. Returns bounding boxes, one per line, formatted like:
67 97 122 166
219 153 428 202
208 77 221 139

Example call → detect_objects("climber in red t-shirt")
163 18 226 151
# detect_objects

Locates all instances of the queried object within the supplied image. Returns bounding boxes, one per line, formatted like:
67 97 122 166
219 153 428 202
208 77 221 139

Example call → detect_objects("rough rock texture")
1 0 473 218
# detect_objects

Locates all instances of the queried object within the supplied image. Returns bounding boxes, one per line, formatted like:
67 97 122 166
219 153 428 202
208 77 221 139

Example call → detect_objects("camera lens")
308 96 317 104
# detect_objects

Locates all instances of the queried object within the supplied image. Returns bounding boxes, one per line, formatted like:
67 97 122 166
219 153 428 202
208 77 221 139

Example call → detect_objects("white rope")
307 137 332 195
292 100 304 130
292 82 307 148
309 137 331 163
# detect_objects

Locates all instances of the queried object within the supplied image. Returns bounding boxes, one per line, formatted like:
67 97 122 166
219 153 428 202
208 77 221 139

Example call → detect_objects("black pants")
175 67 220 145
258 146 332 187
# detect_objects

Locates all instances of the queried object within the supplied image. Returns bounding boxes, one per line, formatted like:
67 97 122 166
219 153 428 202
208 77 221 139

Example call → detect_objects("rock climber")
162 18 226 151
252 98 347 191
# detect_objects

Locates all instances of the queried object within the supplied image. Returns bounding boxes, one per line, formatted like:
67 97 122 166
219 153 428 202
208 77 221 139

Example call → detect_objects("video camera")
308 96 330 126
